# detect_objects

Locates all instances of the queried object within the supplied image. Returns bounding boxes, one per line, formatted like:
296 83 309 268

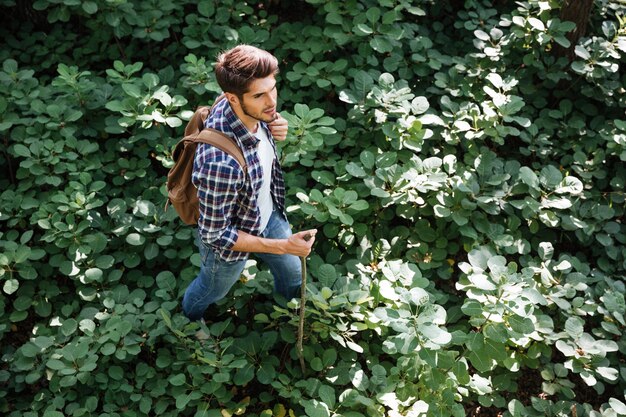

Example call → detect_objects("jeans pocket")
199 239 214 266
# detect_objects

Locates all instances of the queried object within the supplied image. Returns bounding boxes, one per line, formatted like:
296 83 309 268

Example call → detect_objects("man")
182 45 317 321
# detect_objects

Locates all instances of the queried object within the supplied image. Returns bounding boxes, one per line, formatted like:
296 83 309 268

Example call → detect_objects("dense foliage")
1 0 626 416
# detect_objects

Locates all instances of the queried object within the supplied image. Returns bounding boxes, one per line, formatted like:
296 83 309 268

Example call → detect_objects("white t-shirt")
255 125 275 231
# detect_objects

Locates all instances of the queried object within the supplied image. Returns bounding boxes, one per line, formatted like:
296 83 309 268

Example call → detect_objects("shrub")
1 1 625 416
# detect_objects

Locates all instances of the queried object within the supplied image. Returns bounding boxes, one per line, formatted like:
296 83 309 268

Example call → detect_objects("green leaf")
366 7 381 24
142 73 159 88
360 150 376 169
316 264 337 288
82 1 98 14
433 205 451 217
355 23 373 35
105 100 125 112
47 359 67 371
345 162 367 178
169 373 186 386
346 340 364 353
61 319 78 336
303 399 331 417
14 246 30 263
126 233 146 246
475 29 490 41
554 35 570 48
608 398 626 414
353 71 374 102
574 45 591 60
468 273 496 291
234 363 255 385
596 366 618 381
564 317 584 338
34 336 54 350
461 300 483 317
176 393 192 410
508 315 534 335
312 170 335 186
79 319 96 334
318 385 336 409
144 243 159 260
349 200 369 211
452 360 471 385
310 357 323 372
454 120 471 131
198 2 214 17
370 36 393 54
528 17 545 31
482 324 508 345
403 287 429 306
2 59 18 73
3 279 19 295
468 350 495 372
84 268 103 282
322 348 337 367
43 411 65 417
108 366 124 380
412 96 429 114
166 117 182 127
13 144 31 157
419 324 451 345
519 167 539 189
95 255 115 269
338 212 353 226
556 340 576 357
470 374 493 395
555 176 583 195
538 243 554 261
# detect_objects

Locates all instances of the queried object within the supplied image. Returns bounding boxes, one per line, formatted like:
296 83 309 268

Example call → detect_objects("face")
228 75 278 129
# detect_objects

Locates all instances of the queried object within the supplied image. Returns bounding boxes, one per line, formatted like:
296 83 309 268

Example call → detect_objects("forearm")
230 230 287 255
230 229 317 257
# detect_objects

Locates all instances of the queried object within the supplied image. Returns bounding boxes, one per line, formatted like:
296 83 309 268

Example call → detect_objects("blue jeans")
182 209 302 321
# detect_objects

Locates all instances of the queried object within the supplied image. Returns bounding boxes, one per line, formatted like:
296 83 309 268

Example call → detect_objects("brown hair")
215 45 279 97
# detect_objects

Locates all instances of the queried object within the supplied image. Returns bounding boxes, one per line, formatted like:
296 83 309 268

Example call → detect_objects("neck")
242 117 259 133
231 103 259 133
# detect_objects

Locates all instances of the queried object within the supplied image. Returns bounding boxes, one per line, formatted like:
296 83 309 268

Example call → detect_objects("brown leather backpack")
165 96 247 225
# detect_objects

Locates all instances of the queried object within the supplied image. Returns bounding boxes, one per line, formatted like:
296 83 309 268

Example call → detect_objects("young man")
182 45 317 321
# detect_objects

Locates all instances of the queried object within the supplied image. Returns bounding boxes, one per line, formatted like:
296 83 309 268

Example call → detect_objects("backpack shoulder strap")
183 94 246 173
193 129 248 174
184 94 227 138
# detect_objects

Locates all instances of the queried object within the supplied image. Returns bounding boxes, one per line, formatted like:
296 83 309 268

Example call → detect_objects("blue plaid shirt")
192 97 286 261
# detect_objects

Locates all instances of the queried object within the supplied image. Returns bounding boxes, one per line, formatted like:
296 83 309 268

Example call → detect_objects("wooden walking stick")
297 233 312 374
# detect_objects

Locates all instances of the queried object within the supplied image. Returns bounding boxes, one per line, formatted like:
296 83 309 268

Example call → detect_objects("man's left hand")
268 113 288 141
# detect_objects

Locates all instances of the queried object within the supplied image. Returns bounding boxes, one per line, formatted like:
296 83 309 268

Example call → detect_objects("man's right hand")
287 230 317 257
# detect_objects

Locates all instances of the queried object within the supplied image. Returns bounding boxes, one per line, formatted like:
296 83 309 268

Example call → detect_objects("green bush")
1 0 625 416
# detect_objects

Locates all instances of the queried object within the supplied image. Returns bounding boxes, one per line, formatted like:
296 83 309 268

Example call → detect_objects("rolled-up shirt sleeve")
192 145 244 251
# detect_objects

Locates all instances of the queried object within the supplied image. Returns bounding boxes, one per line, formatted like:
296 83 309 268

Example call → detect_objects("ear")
224 92 239 106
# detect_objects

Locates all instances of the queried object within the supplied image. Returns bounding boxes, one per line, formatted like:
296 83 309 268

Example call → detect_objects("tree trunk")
553 0 595 61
